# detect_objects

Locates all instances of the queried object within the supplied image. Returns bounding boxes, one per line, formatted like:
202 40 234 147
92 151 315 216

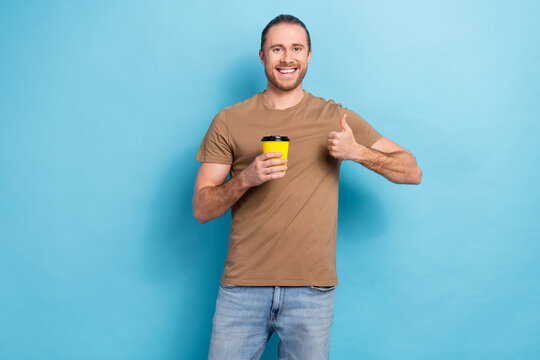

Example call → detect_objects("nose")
283 49 293 63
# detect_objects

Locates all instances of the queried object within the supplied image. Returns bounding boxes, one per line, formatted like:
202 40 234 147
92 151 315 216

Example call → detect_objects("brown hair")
260 14 311 52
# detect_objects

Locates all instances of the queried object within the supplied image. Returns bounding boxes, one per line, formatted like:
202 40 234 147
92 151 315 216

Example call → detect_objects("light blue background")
1 1 539 359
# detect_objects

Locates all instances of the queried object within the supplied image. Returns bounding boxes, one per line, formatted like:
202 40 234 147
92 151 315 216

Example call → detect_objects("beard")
264 63 308 91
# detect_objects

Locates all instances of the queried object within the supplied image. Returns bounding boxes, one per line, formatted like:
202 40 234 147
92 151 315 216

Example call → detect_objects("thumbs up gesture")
327 113 362 160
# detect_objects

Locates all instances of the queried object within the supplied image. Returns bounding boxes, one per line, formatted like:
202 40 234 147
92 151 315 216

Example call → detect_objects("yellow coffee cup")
261 135 290 171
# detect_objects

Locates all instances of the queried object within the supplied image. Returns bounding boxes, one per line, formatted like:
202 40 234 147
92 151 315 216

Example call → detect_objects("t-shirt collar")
258 90 310 112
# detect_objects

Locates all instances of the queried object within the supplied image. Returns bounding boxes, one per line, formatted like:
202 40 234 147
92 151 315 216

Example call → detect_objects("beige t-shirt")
196 91 382 286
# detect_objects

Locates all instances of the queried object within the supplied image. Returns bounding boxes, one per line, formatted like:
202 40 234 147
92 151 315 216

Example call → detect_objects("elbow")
193 204 211 224
414 167 422 185
193 210 208 224
192 199 209 224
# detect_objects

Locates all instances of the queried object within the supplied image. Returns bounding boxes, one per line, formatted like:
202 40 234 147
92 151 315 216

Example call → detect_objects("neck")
262 83 305 110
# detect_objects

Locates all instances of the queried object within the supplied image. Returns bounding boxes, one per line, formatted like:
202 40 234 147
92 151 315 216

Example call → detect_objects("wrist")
350 142 368 162
235 169 253 191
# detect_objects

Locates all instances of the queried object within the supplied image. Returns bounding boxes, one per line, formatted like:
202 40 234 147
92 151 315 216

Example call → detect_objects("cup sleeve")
195 110 233 164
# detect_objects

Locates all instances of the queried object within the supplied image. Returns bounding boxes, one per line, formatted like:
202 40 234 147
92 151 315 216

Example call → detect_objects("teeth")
278 68 296 73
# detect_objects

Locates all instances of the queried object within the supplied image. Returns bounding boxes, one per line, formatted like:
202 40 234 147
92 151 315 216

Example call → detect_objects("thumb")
340 113 352 133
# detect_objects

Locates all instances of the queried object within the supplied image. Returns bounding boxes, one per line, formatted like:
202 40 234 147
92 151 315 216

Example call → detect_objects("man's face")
259 23 312 92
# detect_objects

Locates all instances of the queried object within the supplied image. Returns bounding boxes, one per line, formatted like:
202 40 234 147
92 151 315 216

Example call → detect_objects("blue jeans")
208 284 336 360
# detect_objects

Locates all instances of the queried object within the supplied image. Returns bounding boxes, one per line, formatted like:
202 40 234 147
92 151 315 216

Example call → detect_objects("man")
193 14 422 360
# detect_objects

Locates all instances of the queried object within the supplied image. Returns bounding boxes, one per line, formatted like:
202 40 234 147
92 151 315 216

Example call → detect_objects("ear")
307 48 312 64
259 49 265 65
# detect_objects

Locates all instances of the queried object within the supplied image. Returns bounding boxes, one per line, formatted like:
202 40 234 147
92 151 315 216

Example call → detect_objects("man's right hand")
193 153 287 224
240 152 288 188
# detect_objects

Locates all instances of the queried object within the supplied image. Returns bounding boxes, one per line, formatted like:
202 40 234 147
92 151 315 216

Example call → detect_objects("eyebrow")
269 43 306 49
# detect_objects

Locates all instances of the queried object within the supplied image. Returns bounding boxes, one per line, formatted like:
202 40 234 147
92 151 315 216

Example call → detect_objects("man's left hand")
327 113 364 160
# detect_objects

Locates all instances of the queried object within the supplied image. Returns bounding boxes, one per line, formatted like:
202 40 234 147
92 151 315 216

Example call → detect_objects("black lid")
261 135 290 141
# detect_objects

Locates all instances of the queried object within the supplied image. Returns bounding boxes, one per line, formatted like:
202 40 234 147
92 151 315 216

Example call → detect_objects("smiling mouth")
276 67 298 74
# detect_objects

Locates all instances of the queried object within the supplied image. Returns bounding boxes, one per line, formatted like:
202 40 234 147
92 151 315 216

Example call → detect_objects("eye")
273 48 281 52
293 47 300 51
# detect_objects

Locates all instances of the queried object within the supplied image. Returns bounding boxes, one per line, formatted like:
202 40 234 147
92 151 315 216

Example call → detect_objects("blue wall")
1 1 539 359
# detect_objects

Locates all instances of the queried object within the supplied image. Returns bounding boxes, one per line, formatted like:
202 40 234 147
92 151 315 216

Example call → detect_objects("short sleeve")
340 107 382 148
195 110 233 164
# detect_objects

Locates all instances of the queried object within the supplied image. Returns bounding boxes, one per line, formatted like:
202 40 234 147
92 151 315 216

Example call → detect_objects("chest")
229 110 341 175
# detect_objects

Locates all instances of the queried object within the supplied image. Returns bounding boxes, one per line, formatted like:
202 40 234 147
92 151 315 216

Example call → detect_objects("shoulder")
306 92 336 106
221 93 260 118
304 92 352 120
306 92 376 129
209 93 260 129
305 92 346 112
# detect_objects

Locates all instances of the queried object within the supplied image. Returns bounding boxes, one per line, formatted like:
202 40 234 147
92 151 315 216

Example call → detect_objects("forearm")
193 172 250 224
351 144 422 184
